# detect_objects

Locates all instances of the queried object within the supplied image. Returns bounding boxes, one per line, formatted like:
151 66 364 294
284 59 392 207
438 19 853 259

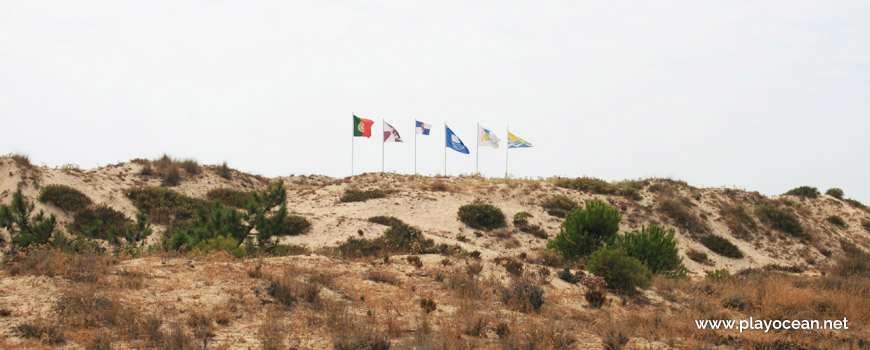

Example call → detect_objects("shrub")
706 269 733 282
504 260 524 276
554 177 643 200
457 203 506 230
206 188 252 209
519 224 548 239
720 204 756 239
13 323 65 345
196 235 246 258
685 248 710 264
216 161 232 180
863 220 870 233
407 255 423 268
785 186 820 198
542 195 578 218
700 235 743 259
125 186 204 224
845 198 867 210
513 212 532 226
584 289 606 308
368 216 405 227
616 225 683 274
268 274 321 307
10 153 32 168
38 184 92 213
162 164 181 186
340 189 395 203
833 240 870 276
547 200 621 261
827 215 847 227
657 196 708 234
826 188 844 199
755 203 805 238
587 247 652 293
419 297 437 314
0 188 58 248
500 280 545 312
69 205 132 242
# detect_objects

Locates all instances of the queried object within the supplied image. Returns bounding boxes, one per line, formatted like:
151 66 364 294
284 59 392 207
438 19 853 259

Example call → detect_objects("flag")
353 115 374 138
415 120 431 135
383 121 403 142
445 125 469 154
478 124 501 149
508 132 533 148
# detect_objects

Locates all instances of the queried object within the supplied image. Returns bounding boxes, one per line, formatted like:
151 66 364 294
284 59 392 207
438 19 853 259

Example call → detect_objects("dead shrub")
56 287 122 328
267 273 321 307
13 322 66 345
366 269 399 285
84 331 114 350
260 309 286 350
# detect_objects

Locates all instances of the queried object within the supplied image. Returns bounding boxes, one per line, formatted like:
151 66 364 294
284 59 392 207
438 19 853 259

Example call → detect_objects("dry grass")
658 195 709 235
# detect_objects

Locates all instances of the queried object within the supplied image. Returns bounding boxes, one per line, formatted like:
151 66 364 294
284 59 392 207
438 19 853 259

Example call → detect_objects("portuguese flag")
353 115 374 138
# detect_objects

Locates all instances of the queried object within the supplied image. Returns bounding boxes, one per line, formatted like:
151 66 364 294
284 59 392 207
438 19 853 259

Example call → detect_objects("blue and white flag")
445 125 469 154
415 120 431 135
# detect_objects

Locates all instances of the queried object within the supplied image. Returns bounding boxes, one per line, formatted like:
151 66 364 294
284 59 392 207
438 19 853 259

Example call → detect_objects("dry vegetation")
1 157 870 349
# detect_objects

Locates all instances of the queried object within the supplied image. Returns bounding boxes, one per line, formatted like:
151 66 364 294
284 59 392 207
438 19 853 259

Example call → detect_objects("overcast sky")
1 1 868 202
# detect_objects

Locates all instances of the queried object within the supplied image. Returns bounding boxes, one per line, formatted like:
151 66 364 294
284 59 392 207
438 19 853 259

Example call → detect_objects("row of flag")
352 114 533 176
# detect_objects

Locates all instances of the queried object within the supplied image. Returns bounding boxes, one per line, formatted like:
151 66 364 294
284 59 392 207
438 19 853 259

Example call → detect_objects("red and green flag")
353 115 374 138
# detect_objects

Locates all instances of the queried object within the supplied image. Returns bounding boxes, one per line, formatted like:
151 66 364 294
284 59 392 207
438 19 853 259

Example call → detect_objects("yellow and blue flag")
507 132 533 149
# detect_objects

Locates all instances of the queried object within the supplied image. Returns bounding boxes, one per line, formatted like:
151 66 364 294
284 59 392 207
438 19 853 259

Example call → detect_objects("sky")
1 1 868 202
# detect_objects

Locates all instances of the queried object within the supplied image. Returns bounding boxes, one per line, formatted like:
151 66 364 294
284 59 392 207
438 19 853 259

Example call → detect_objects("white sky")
1 1 868 202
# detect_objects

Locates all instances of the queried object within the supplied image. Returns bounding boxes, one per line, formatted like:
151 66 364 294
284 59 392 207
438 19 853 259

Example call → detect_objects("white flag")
478 124 500 149
383 121 403 142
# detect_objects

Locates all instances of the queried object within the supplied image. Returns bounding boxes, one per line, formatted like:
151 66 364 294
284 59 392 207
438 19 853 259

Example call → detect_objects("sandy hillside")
1 156 869 349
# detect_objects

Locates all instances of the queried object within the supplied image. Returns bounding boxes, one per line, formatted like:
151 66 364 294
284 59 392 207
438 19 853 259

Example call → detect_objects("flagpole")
475 123 479 174
351 112 354 177
444 122 447 176
505 125 509 179
381 119 385 174
414 120 417 175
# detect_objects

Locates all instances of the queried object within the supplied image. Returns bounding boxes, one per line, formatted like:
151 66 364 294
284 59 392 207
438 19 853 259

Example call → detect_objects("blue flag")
445 125 469 154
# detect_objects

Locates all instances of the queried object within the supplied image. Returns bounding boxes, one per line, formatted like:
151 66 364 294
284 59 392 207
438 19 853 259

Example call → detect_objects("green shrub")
0 188 58 249
70 205 132 242
337 223 453 258
616 225 683 274
457 203 506 230
755 203 805 238
125 186 204 224
196 235 246 258
340 189 395 203
541 195 577 218
827 215 847 227
587 247 652 294
547 200 621 261
834 240 870 276
862 220 870 232
844 198 867 210
785 186 820 198
706 269 733 282
513 212 532 226
368 216 405 227
826 188 844 199
700 235 743 259
657 196 709 234
206 188 252 209
37 184 92 213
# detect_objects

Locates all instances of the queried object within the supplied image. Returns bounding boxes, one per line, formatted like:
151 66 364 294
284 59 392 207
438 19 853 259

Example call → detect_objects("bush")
553 177 644 200
70 205 132 242
542 195 578 218
162 164 181 186
125 186 204 224
513 212 532 226
504 260 524 276
457 203 506 230
700 235 743 259
0 188 58 249
827 215 847 227
38 184 92 213
340 189 395 203
587 247 652 294
500 280 544 312
547 200 621 261
826 188 844 199
337 223 456 258
419 298 436 314
706 269 733 282
862 220 870 233
685 249 710 264
616 225 683 274
584 289 606 308
657 196 708 234
368 216 405 227
755 203 805 238
785 186 820 198
206 188 253 209
720 204 756 239
216 161 232 180
196 235 246 258
10 153 32 168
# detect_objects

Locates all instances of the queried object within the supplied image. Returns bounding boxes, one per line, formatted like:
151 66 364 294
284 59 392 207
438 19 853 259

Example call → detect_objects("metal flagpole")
414 120 417 175
475 123 479 174
381 119 385 173
444 122 447 176
351 112 354 177
505 125 509 178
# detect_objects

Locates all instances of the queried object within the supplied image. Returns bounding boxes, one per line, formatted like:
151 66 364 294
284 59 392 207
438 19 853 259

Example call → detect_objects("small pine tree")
547 200 621 261
616 225 683 274
0 188 58 249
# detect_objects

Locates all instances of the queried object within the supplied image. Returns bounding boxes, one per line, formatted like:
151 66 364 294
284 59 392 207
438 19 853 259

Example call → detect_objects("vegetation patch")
70 205 133 242
826 215 847 227
685 248 711 265
834 240 870 276
340 189 396 203
337 223 462 258
825 188 844 199
1 188 58 249
615 225 683 274
38 184 92 213
124 186 204 224
500 280 544 313
457 203 506 230
541 195 577 218
755 203 805 238
548 200 621 261
553 177 644 200
657 196 709 235
368 216 405 227
720 204 756 239
700 235 743 259
206 188 253 209
862 220 870 233
587 247 652 294
784 186 820 198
